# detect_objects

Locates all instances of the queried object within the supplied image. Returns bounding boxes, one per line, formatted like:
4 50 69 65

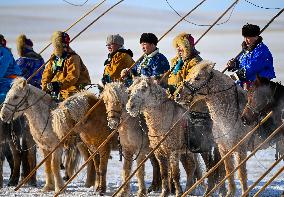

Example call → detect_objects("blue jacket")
131 49 170 77
236 41 275 85
0 46 22 103
16 49 44 89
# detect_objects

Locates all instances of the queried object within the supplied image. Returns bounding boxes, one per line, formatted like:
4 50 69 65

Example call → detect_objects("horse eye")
13 95 19 100
195 76 200 80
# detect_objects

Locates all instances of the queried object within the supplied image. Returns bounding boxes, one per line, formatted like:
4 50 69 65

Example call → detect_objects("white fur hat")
106 34 124 46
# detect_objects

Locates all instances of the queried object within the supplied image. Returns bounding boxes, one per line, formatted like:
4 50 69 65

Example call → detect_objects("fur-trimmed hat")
106 34 124 46
242 23 260 37
173 32 197 58
0 34 6 47
51 31 70 57
16 34 34 57
140 33 158 45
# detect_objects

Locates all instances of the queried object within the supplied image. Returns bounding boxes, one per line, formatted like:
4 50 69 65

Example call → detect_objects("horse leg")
41 148 55 191
0 145 4 188
51 148 64 193
180 152 196 191
219 145 236 196
98 148 110 196
93 154 100 191
4 142 14 182
236 147 248 195
148 154 161 192
169 152 182 197
200 152 215 194
8 139 21 186
155 152 170 197
21 123 37 187
136 151 147 197
117 150 132 197
77 142 96 187
213 146 227 196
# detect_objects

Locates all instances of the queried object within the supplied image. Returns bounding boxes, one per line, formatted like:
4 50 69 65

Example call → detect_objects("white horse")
126 77 215 197
0 78 64 192
175 61 252 196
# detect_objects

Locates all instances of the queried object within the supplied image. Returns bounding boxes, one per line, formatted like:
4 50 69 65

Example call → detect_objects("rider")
121 33 170 86
226 23 276 90
101 34 134 85
0 34 22 104
167 32 202 95
41 31 91 101
16 34 44 89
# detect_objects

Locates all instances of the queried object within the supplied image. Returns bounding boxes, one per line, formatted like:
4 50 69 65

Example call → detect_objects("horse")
101 81 162 196
174 60 256 196
0 78 85 193
52 91 117 195
126 77 225 197
241 75 284 159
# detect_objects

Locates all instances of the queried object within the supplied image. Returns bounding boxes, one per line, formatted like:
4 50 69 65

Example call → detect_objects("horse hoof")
42 185 55 192
8 180 18 186
63 175 70 181
148 183 161 193
137 189 147 197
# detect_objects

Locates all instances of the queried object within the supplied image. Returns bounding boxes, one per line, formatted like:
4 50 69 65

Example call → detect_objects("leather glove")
226 58 238 71
121 68 129 79
47 82 61 93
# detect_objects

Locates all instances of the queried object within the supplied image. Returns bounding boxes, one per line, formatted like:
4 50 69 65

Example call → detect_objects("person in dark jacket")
227 23 275 90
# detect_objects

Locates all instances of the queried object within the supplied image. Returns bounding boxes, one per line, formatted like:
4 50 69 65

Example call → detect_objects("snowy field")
1 1 284 196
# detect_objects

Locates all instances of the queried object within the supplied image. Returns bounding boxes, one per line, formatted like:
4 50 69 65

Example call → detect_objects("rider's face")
106 43 121 53
244 36 258 47
141 42 156 55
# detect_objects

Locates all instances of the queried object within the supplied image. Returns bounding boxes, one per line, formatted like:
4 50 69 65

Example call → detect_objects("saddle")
185 111 214 153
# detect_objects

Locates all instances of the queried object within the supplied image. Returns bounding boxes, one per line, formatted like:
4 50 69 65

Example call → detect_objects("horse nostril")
241 116 247 125
1 114 5 121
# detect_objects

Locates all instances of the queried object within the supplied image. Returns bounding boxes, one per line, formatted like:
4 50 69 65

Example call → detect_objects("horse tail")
63 146 81 180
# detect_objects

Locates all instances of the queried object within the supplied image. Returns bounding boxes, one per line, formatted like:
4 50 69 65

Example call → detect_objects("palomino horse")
0 78 90 193
126 77 225 197
174 60 252 196
241 75 284 159
101 82 160 196
52 91 117 195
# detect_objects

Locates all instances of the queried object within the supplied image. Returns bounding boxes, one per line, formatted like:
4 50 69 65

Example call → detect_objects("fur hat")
51 31 70 57
173 32 196 58
140 33 158 45
106 34 124 46
0 34 6 47
16 34 34 57
242 23 260 37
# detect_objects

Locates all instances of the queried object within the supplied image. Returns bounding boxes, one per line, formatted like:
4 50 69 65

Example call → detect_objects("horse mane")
101 82 127 105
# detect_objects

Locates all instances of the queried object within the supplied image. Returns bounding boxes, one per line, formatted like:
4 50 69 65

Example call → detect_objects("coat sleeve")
151 54 170 76
60 55 80 90
41 60 54 91
0 48 12 78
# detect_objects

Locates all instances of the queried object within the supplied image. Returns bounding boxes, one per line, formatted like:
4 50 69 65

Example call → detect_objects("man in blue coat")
121 33 170 86
16 34 44 89
227 24 275 90
0 34 22 104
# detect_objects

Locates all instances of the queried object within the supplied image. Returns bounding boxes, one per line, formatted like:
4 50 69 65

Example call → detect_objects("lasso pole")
242 154 284 197
253 165 284 196
160 0 239 83
181 111 273 197
205 122 284 196
222 8 284 73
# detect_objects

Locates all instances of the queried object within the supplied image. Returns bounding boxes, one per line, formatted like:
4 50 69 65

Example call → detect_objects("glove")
235 67 246 81
121 68 129 79
47 82 61 93
226 58 238 71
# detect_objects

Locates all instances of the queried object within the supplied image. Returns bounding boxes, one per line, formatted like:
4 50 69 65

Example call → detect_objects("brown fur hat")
173 32 196 58
51 31 70 57
16 34 33 57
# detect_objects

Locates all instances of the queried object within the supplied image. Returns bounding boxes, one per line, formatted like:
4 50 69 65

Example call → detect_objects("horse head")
0 78 29 122
101 82 127 129
241 75 277 125
175 61 215 107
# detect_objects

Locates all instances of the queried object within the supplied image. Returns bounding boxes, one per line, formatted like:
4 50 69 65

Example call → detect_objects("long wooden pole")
242 154 284 197
221 8 284 73
253 166 284 196
205 122 284 196
181 111 273 197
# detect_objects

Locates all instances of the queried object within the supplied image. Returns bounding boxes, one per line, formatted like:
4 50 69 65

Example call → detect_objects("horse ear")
20 79 27 88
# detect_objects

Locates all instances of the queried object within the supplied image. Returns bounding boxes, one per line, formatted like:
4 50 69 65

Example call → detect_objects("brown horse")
52 91 117 195
241 75 284 159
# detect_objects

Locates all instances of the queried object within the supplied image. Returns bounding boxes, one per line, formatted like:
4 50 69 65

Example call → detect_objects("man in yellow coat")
42 31 91 101
167 32 203 93
102 34 134 85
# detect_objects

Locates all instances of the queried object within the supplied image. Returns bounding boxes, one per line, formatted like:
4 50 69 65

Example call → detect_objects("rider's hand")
226 58 238 71
121 68 129 79
47 82 61 93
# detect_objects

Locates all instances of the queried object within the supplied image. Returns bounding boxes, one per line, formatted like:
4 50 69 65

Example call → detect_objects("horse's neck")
205 72 246 126
24 86 54 130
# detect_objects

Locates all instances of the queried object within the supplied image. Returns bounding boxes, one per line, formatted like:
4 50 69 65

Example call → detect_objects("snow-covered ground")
1 1 284 196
